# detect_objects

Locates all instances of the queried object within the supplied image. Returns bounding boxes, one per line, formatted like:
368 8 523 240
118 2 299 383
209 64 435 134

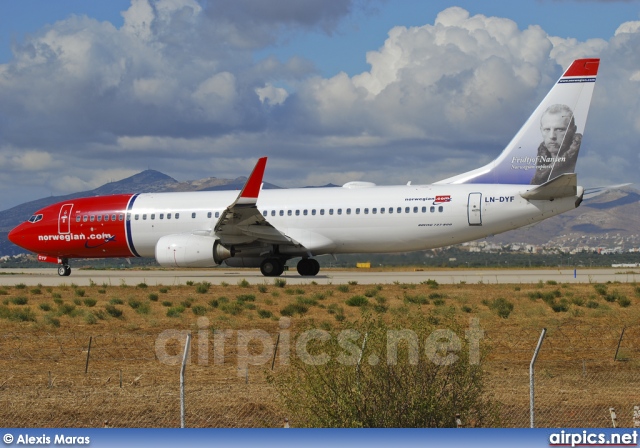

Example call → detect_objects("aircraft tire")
260 258 283 277
297 258 320 276
58 265 71 277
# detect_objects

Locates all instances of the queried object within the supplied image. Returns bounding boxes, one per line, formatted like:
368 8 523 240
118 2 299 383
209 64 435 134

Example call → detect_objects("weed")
337 285 349 293
75 289 86 297
11 296 28 305
257 285 268 293
105 305 123 318
489 298 514 318
257 309 273 319
192 305 207 316
161 301 173 307
238 279 250 288
196 282 211 294
274 279 286 288
148 293 159 301
39 303 52 312
345 296 369 307
137 282 148 289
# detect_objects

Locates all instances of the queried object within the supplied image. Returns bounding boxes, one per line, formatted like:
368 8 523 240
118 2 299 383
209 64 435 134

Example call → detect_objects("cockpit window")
27 214 43 223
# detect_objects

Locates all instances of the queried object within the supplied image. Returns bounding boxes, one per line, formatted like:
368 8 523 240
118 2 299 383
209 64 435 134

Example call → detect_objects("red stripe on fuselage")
9 194 136 259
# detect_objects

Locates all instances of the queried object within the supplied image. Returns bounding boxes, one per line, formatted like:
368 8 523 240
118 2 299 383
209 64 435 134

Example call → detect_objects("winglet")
236 157 267 205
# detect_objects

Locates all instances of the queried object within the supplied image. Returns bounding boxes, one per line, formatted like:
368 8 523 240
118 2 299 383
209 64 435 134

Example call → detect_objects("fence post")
180 333 191 429
530 328 546 428
85 336 92 374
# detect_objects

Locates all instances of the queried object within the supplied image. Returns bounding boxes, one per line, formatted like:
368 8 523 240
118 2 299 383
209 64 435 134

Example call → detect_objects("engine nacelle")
155 234 233 268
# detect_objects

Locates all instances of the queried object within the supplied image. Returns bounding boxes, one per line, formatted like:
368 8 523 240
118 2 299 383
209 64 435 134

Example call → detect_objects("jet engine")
155 234 233 268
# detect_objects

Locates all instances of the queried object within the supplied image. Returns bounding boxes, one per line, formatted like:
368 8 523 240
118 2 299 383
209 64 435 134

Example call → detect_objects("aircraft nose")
8 224 26 247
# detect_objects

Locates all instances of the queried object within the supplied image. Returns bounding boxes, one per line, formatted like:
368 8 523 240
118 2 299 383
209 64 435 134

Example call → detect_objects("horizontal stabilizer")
583 183 632 200
520 173 577 200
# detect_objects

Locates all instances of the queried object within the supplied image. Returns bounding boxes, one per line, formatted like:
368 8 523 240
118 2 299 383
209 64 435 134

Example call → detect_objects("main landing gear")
57 264 71 277
259 257 320 277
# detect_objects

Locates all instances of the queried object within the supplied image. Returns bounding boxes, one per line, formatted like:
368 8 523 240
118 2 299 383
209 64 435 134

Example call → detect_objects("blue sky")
0 0 639 209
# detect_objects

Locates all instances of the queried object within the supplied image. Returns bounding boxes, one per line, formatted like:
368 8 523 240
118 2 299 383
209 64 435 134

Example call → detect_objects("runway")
0 267 637 286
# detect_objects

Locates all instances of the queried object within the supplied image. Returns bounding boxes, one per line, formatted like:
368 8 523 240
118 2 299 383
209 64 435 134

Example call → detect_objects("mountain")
489 186 640 249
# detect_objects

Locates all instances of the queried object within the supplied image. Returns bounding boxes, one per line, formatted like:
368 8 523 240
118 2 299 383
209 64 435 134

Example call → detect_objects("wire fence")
0 324 639 428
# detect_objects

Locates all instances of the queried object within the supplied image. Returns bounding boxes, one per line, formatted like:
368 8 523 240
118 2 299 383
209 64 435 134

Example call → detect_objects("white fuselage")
127 183 578 258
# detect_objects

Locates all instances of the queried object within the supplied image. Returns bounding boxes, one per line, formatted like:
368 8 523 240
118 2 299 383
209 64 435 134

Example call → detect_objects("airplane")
8 58 601 278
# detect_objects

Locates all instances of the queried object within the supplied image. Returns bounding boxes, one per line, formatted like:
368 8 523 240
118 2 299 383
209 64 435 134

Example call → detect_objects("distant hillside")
490 186 640 248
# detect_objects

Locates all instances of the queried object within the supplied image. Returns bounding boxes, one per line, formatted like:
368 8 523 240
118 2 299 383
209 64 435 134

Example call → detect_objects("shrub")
74 289 86 297
44 314 60 327
220 302 243 316
551 299 570 313
346 296 369 307
489 298 514 319
30 288 42 295
161 301 172 307
280 303 308 316
105 305 123 318
148 293 159 302
593 284 607 296
337 285 349 293
196 282 211 294
166 305 186 317
404 294 428 305
10 307 37 322
208 299 219 308
83 298 97 307
109 298 123 305
269 315 497 427
39 303 52 312
238 279 250 288
257 309 273 319
348 281 358 286
159 287 169 294
11 296 28 305
85 313 97 325
617 296 631 308
274 279 286 288
137 282 148 289
257 285 268 293
15 283 26 290
192 305 207 316
585 300 599 309
237 294 256 303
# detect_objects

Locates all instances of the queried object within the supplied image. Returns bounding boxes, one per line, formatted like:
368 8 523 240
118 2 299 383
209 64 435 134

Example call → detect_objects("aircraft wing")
213 157 301 246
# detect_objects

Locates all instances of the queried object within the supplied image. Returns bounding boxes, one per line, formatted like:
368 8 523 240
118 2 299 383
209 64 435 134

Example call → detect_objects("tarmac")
0 267 637 286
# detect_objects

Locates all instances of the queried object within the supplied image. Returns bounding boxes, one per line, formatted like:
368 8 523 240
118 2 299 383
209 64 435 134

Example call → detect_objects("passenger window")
207 212 212 218
112 214 117 221
372 208 377 214
175 213 180 219
159 214 164 220
346 208 351 215
312 210 316 216
356 208 361 214
287 210 292 216
135 215 139 220
215 212 220 218
192 212 196 219
83 215 88 222
167 213 172 220
439 206 444 212
364 208 369 214
279 210 284 216
413 207 418 213
97 215 102 222
151 214 156 220
422 207 426 213
295 210 300 216
263 211 268 217
380 208 385 214
388 207 393 214
320 209 325 215
104 215 109 221
430 206 435 213
405 207 410 213
90 215 95 222
119 214 124 221
271 211 276 217
143 214 147 220
397 207 402 213
303 210 308 216
329 209 333 215
76 216 81 223
337 209 342 215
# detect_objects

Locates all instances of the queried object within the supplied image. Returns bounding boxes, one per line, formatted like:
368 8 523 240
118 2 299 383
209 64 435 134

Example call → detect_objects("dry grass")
0 279 638 427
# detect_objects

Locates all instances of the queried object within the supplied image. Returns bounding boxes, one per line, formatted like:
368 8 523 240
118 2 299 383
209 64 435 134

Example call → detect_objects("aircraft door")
467 193 482 226
58 204 74 234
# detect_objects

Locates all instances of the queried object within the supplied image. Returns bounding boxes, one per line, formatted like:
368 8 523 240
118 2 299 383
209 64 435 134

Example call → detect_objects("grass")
0 280 638 427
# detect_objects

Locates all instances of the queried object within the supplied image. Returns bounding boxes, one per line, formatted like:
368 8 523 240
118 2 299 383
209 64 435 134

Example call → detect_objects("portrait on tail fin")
531 104 582 185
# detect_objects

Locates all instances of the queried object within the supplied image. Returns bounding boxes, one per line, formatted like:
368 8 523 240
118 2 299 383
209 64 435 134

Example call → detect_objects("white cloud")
1 3 640 210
